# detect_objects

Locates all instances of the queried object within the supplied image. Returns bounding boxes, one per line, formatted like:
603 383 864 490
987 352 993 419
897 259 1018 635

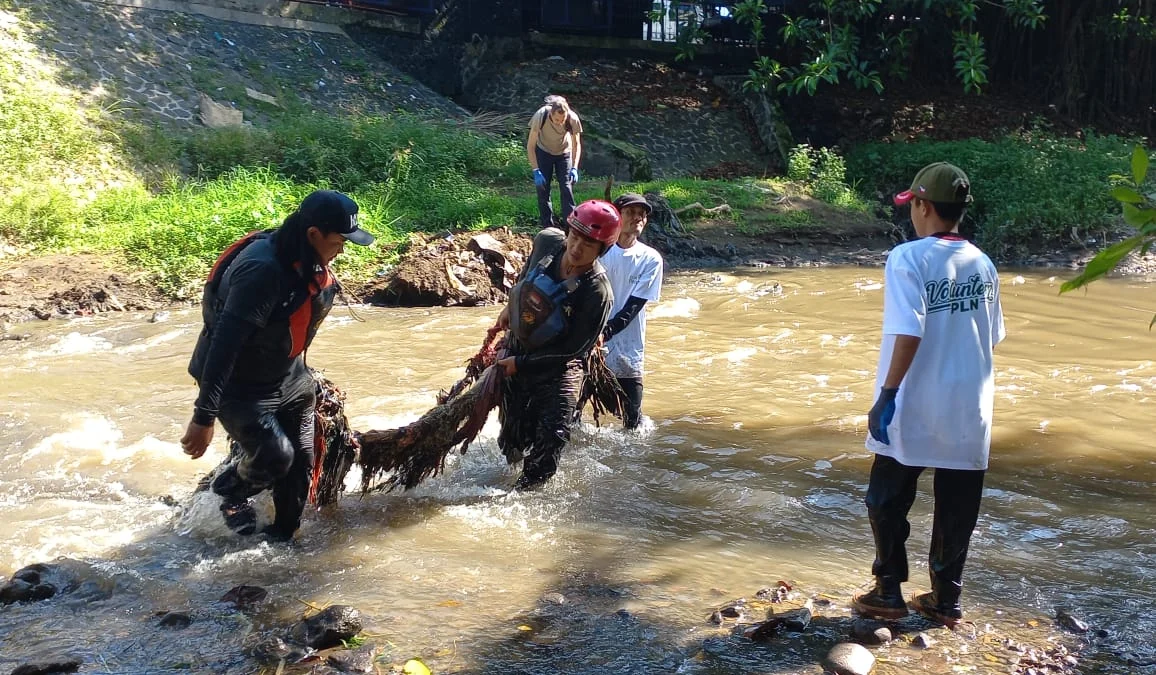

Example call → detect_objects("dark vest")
188 232 338 387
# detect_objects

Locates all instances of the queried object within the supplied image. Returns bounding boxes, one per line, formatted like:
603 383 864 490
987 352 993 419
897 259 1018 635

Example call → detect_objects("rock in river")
823 642 876 675
289 605 364 650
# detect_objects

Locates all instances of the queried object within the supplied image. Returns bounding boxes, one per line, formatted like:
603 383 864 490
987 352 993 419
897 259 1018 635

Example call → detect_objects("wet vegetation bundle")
309 370 360 506
575 348 630 427
356 325 507 492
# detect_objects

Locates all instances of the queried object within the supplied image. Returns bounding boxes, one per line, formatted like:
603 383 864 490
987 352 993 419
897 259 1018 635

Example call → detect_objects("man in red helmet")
495 200 619 490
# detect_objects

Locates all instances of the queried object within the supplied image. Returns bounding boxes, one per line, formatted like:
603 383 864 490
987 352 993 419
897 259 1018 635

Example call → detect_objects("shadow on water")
0 421 1152 674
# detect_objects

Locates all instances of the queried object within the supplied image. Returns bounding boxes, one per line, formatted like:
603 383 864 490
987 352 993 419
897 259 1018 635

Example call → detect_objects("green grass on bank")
847 132 1151 257
2 4 1151 298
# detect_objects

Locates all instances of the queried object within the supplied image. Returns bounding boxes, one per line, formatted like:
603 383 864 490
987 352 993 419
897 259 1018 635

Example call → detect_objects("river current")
1 267 1153 674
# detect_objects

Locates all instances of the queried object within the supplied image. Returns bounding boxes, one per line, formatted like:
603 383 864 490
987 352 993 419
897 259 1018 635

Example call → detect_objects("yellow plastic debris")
403 659 431 675
517 625 534 632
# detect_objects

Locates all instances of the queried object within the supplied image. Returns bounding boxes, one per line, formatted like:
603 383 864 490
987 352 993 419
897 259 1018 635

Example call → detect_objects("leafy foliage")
1061 146 1156 327
787 145 869 210
847 133 1144 256
713 0 1050 97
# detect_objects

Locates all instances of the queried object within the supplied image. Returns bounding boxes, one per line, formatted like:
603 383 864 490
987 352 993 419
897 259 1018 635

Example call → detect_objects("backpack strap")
538 107 574 134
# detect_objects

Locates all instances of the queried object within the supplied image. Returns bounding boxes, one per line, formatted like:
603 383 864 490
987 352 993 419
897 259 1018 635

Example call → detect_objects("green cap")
894 162 974 206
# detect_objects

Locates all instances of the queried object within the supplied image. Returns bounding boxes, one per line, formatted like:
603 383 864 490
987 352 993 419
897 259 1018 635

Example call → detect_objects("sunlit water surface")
1 268 1154 674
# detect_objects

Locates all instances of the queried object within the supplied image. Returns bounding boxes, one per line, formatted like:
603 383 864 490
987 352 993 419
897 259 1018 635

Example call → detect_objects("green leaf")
1132 145 1150 185
1112 186 1144 204
1060 235 1143 293
1122 203 1152 227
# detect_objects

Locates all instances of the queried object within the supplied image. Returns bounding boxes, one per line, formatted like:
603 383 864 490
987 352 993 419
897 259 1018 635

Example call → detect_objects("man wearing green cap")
851 162 1006 628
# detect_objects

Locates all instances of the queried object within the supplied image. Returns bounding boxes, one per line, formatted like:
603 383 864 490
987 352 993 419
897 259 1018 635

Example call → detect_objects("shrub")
846 133 1142 257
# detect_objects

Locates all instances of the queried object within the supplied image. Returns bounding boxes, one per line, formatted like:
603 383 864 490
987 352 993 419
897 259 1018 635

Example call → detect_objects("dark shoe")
261 524 296 544
220 500 257 536
911 592 963 628
852 578 908 620
512 472 550 492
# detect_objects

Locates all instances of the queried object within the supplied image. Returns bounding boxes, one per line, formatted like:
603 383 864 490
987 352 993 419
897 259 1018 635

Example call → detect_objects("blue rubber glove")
532 169 546 188
568 167 579 184
868 387 898 444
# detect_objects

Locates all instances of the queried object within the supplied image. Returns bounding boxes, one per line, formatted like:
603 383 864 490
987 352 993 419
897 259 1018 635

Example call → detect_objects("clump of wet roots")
310 370 360 506
358 326 507 492
576 348 629 426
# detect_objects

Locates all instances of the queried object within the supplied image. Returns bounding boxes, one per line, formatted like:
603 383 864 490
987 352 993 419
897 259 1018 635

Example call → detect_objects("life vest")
508 251 582 351
191 231 338 385
201 230 265 321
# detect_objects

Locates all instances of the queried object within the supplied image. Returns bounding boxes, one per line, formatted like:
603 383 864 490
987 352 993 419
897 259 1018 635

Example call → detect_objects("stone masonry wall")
16 0 468 131
460 56 771 179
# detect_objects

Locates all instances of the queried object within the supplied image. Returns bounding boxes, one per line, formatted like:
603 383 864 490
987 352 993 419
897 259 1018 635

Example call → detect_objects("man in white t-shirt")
851 162 1006 629
598 193 664 429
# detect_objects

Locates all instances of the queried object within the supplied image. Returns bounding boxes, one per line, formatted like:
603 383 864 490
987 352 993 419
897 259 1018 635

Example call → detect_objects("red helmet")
567 200 621 251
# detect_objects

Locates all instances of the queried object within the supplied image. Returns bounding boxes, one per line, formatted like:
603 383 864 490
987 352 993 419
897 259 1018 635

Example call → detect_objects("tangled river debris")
574 347 630 427
355 325 507 493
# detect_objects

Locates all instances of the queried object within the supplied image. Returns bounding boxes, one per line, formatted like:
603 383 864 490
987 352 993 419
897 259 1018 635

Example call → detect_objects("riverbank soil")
0 252 168 326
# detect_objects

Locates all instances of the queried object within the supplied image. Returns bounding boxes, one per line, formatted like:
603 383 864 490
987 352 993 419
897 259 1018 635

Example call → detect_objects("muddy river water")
1 267 1153 674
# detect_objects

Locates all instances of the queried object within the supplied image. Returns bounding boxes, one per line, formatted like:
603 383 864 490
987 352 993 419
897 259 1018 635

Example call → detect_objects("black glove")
868 387 898 444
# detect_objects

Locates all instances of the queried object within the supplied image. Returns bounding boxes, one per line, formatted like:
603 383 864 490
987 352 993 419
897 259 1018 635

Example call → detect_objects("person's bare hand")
497 356 517 376
180 420 214 459
497 305 511 330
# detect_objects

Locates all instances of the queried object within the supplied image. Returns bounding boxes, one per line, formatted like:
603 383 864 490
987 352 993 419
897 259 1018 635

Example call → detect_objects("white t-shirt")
601 241 664 378
865 236 1006 470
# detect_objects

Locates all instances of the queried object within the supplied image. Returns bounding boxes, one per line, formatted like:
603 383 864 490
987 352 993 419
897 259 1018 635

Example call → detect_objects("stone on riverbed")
1056 609 1089 634
823 642 876 675
0 563 68 605
327 643 376 673
289 605 364 650
850 618 892 645
10 659 82 675
248 634 316 665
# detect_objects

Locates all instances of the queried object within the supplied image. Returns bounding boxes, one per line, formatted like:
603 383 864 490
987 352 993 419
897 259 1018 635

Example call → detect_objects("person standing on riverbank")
180 190 374 541
526 95 583 229
495 200 618 490
852 162 1005 628
599 193 664 430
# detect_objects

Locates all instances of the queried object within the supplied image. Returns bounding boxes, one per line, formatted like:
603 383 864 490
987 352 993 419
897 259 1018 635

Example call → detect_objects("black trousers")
498 360 582 482
535 146 575 229
212 368 316 537
616 376 644 430
865 454 985 605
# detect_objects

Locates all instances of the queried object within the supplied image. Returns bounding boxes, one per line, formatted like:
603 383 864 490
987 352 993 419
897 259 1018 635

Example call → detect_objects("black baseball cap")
296 190 375 245
613 192 652 214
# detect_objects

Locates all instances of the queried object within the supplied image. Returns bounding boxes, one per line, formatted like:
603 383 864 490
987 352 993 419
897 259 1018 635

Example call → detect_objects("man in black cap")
599 193 664 430
180 189 374 541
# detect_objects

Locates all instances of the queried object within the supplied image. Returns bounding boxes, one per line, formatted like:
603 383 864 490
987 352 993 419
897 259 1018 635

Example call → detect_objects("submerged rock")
1 563 65 605
1056 609 1089 634
220 584 268 608
157 611 192 629
327 643 376 673
248 634 315 665
10 659 82 675
850 618 892 645
778 605 812 632
823 642 876 675
289 605 363 650
911 631 934 649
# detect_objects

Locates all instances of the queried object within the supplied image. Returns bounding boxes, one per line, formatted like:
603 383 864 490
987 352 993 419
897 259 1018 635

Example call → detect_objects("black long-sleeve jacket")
187 233 337 425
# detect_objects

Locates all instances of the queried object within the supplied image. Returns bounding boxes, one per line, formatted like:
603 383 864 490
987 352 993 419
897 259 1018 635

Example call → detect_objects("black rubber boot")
852 577 909 620
911 591 963 628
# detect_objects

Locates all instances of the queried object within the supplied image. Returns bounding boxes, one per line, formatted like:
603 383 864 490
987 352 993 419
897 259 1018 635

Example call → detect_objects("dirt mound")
360 229 534 307
0 253 167 324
